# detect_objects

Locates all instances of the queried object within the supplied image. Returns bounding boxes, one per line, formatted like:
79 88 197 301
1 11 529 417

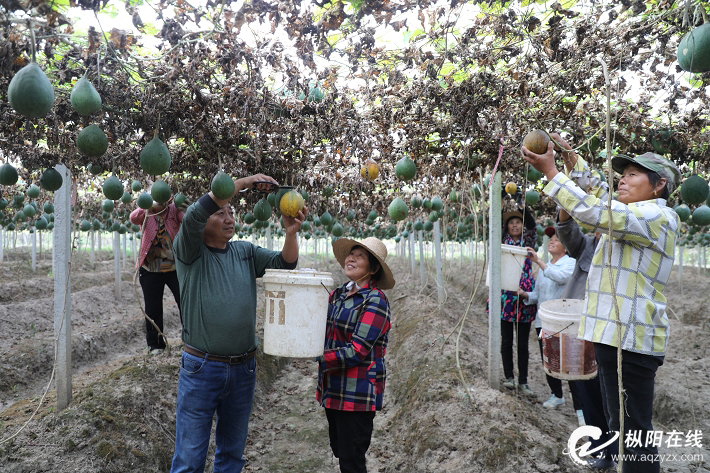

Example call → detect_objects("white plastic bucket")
262 269 334 358
538 299 598 380
486 243 529 292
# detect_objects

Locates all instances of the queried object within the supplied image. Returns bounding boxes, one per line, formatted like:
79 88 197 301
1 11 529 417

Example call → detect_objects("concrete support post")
409 232 416 276
679 245 683 297
314 238 319 271
131 235 137 266
418 230 426 286
122 232 127 269
113 232 121 300
0 227 3 262
433 221 444 305
31 230 36 272
488 172 502 390
704 246 707 273
543 234 550 263
53 164 72 411
90 231 95 268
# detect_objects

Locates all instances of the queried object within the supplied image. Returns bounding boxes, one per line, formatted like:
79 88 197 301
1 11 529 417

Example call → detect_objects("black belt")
183 344 257 364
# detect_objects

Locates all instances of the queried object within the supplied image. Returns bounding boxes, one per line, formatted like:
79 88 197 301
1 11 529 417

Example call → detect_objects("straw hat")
332 237 396 290
502 210 523 226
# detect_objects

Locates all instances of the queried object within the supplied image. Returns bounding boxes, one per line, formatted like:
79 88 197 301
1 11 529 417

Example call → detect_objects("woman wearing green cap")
522 139 680 473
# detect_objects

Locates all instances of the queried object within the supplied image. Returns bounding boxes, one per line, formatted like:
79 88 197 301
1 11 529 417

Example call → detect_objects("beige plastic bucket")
486 243 528 292
538 299 597 380
262 269 334 358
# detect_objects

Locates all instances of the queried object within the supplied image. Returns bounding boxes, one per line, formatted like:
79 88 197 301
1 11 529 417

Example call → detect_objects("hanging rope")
597 56 625 473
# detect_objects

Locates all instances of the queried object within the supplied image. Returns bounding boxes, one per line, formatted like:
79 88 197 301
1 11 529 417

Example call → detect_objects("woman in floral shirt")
130 197 184 355
497 207 537 395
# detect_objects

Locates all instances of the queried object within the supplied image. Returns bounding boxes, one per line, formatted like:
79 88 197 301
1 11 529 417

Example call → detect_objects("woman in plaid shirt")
317 237 394 473
523 139 680 473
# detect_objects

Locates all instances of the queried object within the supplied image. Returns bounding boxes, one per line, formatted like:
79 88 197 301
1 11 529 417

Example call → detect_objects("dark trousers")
567 381 584 411
325 408 376 473
501 320 531 384
138 268 180 349
575 371 617 457
594 343 663 473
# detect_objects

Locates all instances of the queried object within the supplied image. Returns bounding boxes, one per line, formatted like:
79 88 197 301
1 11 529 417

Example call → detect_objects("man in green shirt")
170 173 305 473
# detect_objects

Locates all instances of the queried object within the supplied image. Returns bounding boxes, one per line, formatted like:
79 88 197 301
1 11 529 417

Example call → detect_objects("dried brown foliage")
0 0 708 221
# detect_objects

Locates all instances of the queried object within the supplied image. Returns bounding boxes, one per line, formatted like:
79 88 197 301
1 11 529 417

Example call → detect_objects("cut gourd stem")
155 113 161 138
28 20 36 62
96 41 101 88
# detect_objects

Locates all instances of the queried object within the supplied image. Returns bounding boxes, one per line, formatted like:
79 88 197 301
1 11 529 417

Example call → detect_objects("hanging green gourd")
70 73 102 116
677 23 710 73
210 155 235 200
253 197 272 222
137 192 154 210
77 124 109 157
140 115 171 175
40 168 63 192
102 175 124 201
0 163 19 186
7 22 55 118
151 180 172 204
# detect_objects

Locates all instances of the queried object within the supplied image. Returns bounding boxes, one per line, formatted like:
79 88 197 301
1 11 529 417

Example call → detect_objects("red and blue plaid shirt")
316 282 391 412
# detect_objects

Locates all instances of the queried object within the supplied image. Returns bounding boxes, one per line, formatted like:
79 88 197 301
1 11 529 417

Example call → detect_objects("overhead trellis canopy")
0 0 708 217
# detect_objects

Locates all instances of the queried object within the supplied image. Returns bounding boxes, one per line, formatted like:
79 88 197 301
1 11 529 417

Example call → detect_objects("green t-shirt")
174 195 297 356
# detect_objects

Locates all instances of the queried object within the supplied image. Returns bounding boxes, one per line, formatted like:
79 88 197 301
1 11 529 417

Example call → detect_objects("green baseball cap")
611 152 680 187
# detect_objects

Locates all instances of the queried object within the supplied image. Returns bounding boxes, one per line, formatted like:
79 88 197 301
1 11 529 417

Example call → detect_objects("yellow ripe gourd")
279 190 305 218
360 159 379 181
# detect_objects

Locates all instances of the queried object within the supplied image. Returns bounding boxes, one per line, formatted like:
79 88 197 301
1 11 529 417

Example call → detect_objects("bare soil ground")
0 246 708 473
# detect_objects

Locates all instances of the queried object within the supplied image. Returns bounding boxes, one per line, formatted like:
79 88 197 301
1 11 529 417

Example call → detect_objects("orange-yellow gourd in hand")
279 190 305 218
522 129 550 155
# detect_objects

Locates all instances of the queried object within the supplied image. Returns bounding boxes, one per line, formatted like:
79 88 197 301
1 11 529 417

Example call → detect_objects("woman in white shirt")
518 227 576 411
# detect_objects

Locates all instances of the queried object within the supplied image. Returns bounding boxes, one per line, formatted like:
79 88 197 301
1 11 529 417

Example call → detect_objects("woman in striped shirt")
522 140 680 473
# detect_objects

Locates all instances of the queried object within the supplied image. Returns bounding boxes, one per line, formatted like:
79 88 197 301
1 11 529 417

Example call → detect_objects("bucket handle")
320 282 331 294
539 322 574 340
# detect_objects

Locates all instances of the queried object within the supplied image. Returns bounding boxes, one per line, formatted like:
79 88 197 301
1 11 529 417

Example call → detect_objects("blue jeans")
170 350 257 473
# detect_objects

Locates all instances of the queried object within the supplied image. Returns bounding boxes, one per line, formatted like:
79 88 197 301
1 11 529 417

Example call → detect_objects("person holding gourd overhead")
522 136 680 473
317 237 394 473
